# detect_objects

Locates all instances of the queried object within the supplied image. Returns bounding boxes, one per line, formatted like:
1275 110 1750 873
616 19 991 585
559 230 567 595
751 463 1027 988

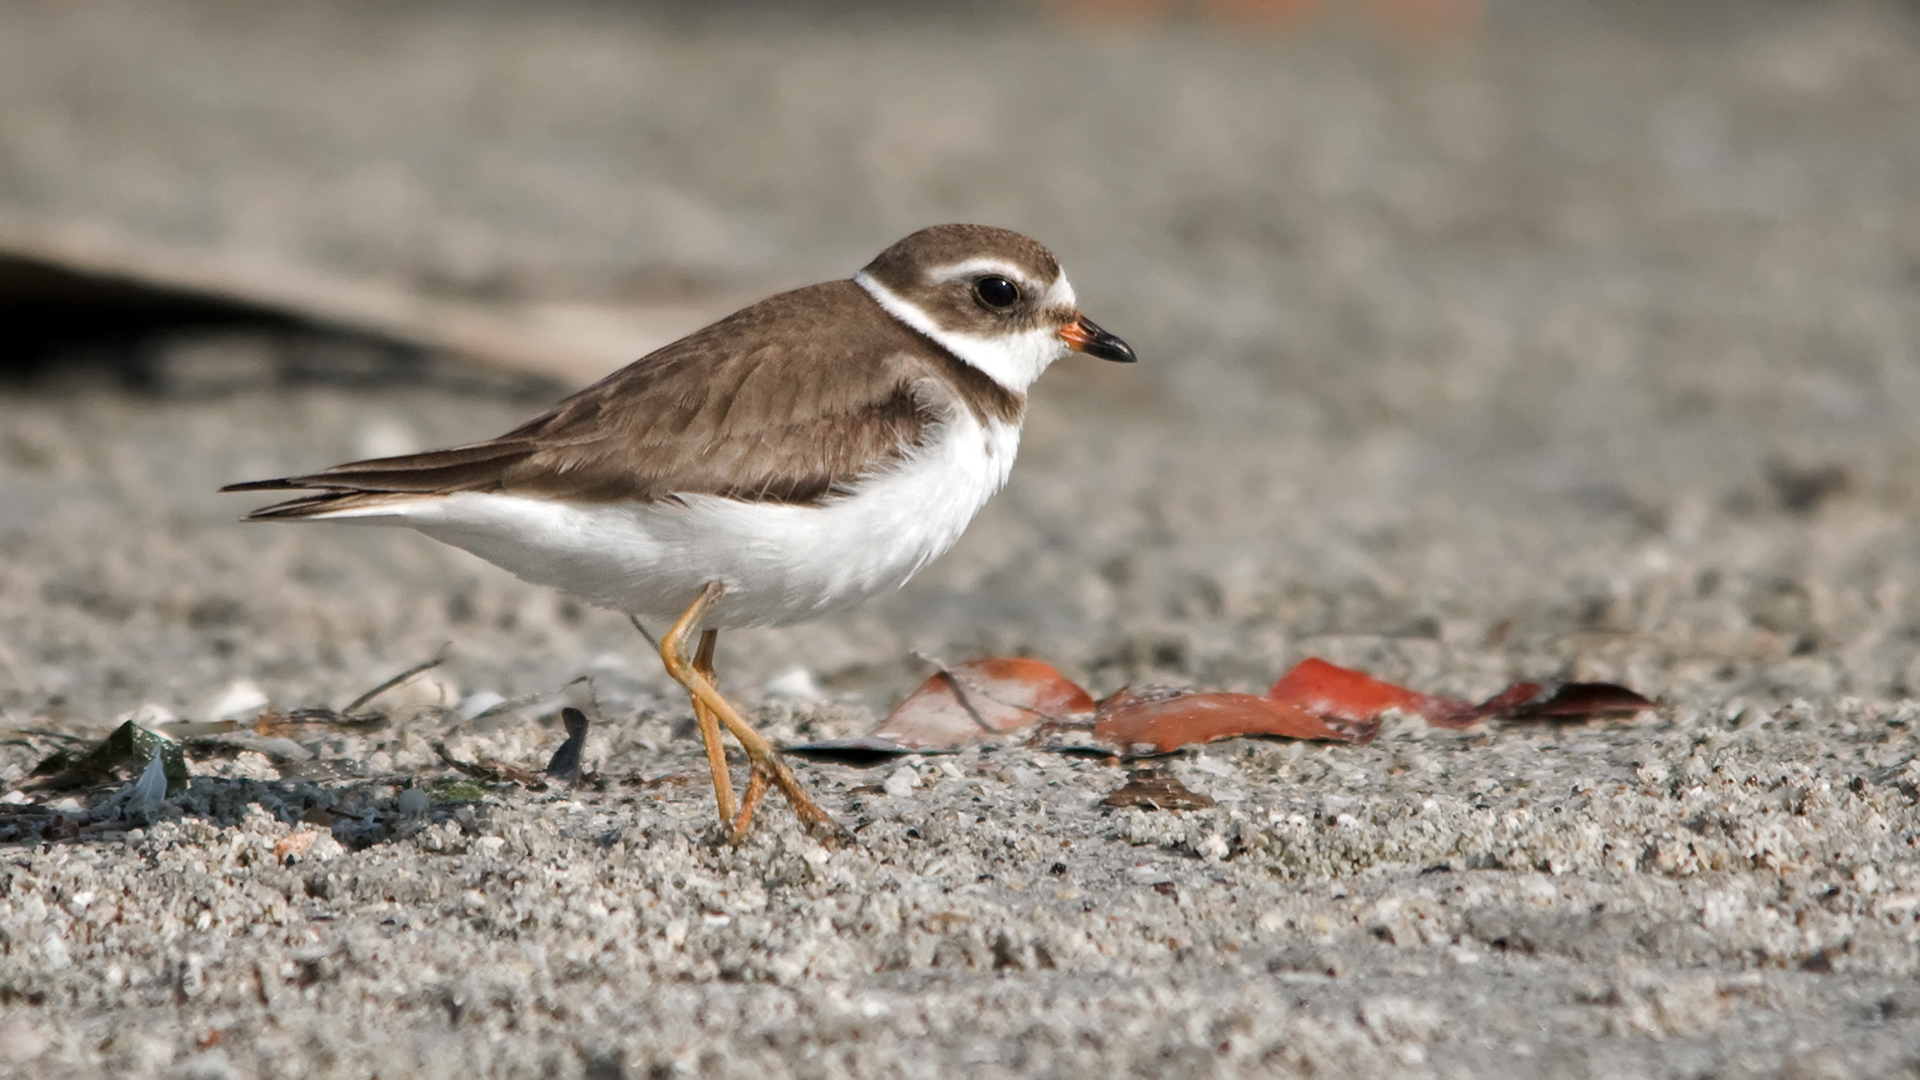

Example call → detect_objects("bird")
224 224 1137 842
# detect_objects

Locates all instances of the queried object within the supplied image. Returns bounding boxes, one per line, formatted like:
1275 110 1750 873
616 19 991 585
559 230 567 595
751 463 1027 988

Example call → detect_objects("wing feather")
222 280 989 520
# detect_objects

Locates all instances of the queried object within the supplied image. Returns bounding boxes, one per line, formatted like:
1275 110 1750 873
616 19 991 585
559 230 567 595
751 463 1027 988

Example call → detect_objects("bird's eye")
973 275 1020 310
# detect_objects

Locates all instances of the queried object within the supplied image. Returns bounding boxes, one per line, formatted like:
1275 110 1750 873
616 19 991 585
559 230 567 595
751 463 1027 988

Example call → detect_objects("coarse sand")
4 2 1920 1076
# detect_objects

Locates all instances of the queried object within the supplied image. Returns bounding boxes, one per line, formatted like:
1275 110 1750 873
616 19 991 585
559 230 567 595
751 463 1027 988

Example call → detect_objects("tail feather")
288 443 532 492
235 490 434 521
223 442 534 520
219 477 306 493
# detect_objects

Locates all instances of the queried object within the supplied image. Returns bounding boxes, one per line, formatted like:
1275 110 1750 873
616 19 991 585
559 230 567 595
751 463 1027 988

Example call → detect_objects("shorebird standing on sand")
226 225 1137 842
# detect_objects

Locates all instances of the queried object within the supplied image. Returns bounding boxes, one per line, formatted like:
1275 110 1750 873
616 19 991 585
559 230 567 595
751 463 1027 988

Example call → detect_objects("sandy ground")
4 1 1920 1076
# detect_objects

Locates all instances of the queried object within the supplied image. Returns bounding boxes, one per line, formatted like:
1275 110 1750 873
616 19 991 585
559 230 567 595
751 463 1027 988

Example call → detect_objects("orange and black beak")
1059 314 1137 364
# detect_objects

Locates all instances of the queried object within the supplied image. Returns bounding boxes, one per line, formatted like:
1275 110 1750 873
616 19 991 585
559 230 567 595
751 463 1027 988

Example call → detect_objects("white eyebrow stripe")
926 258 1077 311
929 257 1032 284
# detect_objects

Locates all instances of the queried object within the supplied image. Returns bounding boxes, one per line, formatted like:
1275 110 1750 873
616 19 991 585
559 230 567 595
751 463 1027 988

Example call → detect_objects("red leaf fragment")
1268 658 1483 727
1505 682 1656 720
847 654 1655 762
1093 687 1375 755
1266 660 1650 730
873 658 1096 751
1432 679 1654 726
1460 682 1542 725
1413 681 1547 730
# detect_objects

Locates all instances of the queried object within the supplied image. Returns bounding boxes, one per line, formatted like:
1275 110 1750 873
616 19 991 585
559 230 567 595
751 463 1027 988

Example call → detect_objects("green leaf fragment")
429 779 488 804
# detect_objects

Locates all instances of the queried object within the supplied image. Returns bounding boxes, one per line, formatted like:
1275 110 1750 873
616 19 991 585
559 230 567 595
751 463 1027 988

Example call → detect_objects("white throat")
854 270 1068 394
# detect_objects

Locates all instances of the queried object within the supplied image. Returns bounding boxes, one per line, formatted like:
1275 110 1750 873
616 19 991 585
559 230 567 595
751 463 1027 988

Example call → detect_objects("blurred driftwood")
0 224 740 387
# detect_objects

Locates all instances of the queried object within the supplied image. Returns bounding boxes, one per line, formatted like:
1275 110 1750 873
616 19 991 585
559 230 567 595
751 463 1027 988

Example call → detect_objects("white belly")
344 414 1021 628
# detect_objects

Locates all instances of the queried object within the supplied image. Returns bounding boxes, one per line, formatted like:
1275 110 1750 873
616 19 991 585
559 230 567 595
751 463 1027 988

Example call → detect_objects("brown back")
228 280 1025 517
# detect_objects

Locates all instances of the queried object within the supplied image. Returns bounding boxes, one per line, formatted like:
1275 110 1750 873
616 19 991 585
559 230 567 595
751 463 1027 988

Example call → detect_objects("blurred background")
3 0 1918 732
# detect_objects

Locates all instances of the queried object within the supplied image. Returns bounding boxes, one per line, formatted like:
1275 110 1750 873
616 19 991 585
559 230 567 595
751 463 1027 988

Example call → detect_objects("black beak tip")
1073 316 1138 364
1099 336 1138 364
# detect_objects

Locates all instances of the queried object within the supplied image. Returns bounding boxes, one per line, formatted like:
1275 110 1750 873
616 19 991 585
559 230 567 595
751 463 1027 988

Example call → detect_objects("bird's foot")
658 583 850 846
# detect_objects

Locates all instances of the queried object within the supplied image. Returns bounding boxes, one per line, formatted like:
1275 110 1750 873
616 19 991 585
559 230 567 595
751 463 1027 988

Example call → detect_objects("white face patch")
854 269 1074 394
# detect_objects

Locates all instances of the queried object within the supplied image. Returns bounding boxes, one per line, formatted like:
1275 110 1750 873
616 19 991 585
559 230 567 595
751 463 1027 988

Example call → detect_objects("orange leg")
657 583 848 844
689 630 739 825
730 769 772 840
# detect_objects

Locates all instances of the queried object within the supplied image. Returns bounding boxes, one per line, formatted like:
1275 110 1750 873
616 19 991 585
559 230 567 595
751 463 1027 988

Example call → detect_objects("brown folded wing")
225 280 1017 519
